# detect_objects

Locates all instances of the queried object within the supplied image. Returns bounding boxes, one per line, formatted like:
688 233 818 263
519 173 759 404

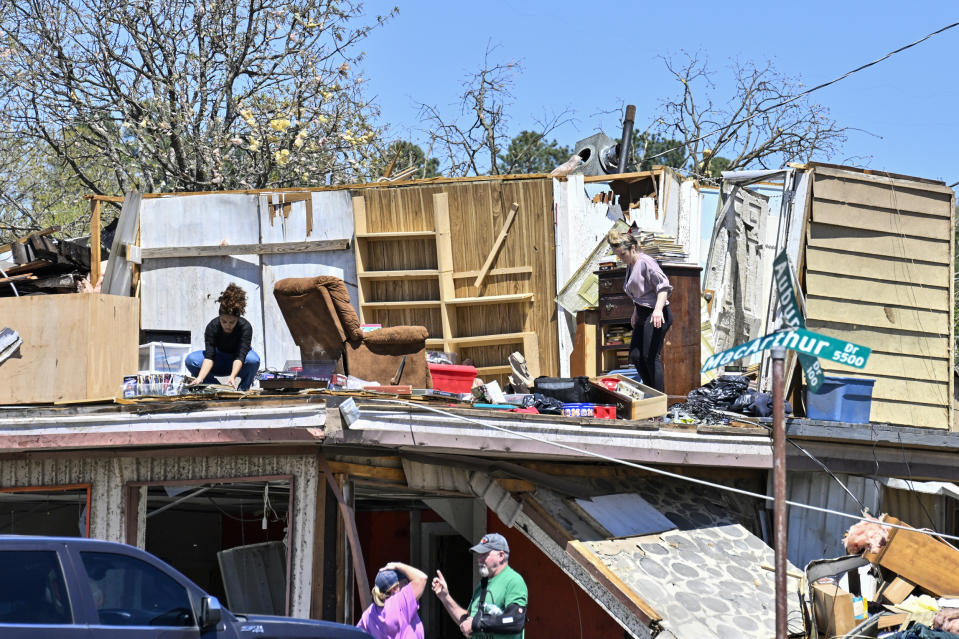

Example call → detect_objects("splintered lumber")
474 202 519 289
864 516 959 596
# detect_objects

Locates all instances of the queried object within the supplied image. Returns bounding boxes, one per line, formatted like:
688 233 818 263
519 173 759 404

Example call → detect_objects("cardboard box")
864 516 959 597
588 373 667 420
812 583 856 638
0 294 138 404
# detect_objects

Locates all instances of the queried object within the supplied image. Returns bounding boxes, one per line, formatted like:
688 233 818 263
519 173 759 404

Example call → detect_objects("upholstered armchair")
273 275 432 388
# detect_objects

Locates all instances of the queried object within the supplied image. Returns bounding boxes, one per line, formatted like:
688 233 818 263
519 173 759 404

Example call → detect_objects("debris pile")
0 226 102 296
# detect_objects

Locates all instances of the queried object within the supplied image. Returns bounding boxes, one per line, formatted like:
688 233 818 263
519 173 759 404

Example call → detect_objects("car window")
80 551 195 627
0 550 72 624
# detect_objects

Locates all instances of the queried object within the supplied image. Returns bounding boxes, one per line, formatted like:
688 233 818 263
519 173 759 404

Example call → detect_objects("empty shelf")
446 293 534 306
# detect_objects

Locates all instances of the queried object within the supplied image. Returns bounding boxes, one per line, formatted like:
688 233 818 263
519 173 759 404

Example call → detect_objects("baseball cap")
470 532 509 553
374 569 400 592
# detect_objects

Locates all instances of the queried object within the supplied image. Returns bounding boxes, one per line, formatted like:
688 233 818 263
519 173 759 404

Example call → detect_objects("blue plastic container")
806 376 875 424
561 403 595 418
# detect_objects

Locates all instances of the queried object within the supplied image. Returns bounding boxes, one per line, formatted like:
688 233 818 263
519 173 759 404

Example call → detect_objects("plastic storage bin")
562 403 594 418
428 364 477 393
806 376 875 424
138 342 190 373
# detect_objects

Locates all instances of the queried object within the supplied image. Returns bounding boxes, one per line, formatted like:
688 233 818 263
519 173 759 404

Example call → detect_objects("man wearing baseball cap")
432 532 528 638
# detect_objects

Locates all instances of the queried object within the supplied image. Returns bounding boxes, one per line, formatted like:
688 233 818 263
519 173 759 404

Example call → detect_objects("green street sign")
773 251 824 393
702 327 871 372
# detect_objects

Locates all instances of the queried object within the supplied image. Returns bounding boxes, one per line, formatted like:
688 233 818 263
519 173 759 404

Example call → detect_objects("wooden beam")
452 265 533 279
325 460 406 482
140 238 350 259
90 200 101 282
319 455 372 611
474 202 519 289
0 226 60 255
566 540 661 624
310 467 327 619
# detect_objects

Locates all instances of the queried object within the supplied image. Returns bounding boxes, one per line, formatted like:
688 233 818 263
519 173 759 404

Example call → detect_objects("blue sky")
358 2 958 186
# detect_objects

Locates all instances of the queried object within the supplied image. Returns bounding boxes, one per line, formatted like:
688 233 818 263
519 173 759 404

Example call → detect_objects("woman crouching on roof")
185 283 260 391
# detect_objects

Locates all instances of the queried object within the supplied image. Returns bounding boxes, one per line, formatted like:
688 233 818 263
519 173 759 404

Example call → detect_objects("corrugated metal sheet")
881 483 949 533
0 453 318 617
785 471 881 569
140 191 356 370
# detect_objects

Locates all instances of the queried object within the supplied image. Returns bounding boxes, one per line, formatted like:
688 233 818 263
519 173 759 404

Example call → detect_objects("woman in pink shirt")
357 561 427 639
607 229 673 392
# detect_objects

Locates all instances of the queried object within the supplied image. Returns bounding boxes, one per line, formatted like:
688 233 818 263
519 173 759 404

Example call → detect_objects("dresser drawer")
599 295 633 321
598 275 625 296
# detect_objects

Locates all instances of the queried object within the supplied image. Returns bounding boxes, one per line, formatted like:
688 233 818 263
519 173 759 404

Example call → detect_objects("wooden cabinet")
594 264 702 403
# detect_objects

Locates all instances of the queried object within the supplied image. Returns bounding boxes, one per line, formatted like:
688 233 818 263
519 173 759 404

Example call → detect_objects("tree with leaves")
496 131 570 175
370 140 440 180
0 0 395 199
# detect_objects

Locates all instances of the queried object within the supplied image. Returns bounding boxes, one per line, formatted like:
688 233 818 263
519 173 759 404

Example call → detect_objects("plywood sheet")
0 294 138 403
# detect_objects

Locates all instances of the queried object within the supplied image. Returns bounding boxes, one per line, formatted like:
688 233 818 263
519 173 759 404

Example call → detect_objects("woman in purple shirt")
607 229 673 392
358 561 427 639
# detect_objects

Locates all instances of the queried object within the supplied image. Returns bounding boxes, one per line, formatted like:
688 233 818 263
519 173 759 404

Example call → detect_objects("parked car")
0 535 372 638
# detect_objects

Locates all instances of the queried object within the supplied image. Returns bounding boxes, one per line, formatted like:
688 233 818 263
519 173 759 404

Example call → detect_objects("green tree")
497 131 570 174
370 141 440 180
0 0 396 196
629 132 686 171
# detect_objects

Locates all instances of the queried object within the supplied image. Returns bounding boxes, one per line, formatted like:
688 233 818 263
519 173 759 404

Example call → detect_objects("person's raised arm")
384 561 428 600
432 570 472 636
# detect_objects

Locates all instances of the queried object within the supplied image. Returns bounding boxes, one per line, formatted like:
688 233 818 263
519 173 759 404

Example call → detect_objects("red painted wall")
352 508 624 637
490 513 624 639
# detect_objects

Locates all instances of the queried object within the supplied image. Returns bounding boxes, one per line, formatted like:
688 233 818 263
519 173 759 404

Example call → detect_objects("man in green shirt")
432 532 528 638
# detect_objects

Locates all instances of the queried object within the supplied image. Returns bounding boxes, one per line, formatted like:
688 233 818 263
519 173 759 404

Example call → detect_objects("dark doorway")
0 485 90 537
429 533 473 639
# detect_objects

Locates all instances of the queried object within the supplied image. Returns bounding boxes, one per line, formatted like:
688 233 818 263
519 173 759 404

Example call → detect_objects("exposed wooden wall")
353 178 558 380
803 165 955 429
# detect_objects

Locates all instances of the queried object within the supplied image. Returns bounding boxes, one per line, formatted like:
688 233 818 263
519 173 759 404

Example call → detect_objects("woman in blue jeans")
185 283 260 390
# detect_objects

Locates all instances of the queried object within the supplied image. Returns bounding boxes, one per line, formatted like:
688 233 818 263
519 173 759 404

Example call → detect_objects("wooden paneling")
804 166 954 429
0 294 138 404
805 273 949 311
353 178 557 380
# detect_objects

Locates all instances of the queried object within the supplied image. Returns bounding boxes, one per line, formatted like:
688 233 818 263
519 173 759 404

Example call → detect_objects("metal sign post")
771 345 787 639
702 253 873 638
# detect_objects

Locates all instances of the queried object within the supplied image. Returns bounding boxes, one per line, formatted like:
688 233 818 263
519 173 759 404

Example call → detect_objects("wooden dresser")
594 264 702 403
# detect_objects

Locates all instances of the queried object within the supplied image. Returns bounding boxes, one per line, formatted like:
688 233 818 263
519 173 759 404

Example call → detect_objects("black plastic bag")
686 375 750 411
731 389 792 417
531 393 564 415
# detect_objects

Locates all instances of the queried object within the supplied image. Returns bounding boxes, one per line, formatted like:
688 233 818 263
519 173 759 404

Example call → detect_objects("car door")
0 546 90 638
76 549 201 639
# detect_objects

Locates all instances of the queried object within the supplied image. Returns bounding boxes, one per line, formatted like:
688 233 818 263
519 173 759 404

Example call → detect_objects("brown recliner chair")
273 275 432 388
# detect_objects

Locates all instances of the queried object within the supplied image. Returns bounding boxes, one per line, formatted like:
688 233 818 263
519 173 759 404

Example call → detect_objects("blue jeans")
185 349 260 390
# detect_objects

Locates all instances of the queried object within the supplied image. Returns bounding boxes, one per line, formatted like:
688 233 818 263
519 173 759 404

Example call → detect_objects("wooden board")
807 223 950 265
806 247 945 286
867 399 949 429
812 173 954 217
864 516 959 596
804 321 948 359
805 272 949 311
806 296 948 333
0 294 138 404
354 179 556 382
810 198 951 240
140 239 349 259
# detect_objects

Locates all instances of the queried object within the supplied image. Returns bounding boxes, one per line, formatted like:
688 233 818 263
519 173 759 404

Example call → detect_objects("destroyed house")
0 163 955 639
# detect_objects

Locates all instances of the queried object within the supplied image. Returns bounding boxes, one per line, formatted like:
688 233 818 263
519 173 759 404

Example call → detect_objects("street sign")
702 327 871 372
772 251 824 393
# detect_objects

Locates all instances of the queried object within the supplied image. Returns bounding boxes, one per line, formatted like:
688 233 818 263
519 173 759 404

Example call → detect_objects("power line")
647 21 959 162
361 398 959 543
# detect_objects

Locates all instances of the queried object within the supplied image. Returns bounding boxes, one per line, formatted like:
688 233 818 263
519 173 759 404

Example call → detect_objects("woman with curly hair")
607 229 673 392
185 283 260 390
